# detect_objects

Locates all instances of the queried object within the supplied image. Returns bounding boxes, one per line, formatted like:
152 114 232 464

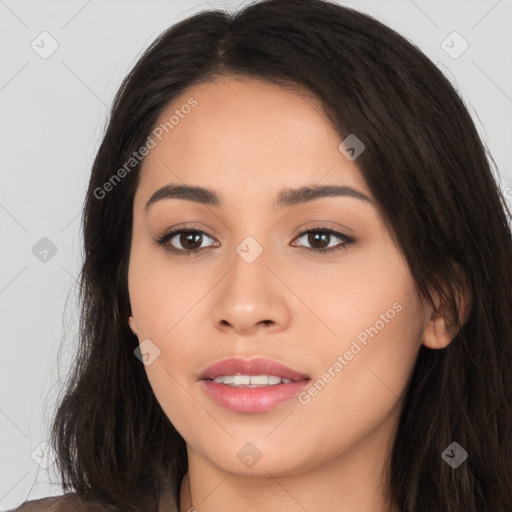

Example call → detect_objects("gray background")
1 0 511 509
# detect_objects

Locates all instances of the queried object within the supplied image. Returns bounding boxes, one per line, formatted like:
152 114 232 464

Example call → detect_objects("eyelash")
155 224 355 257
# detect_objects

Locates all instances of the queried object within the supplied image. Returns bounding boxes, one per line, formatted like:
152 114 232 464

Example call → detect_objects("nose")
210 244 292 335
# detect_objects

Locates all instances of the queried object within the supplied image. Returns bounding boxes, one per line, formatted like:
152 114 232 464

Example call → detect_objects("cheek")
287 288 423 467
127 243 209 405
295 242 424 424
128 239 212 338
289 235 419 345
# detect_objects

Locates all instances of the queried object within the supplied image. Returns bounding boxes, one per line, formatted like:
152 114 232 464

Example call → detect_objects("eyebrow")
144 183 373 213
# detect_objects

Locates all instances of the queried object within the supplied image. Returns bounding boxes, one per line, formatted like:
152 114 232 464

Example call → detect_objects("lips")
199 357 310 382
198 357 311 413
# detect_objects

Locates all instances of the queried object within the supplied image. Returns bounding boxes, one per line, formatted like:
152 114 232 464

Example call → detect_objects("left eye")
291 227 354 254
156 226 355 256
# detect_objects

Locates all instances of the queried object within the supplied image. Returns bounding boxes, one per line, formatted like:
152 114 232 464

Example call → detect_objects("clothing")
8 486 178 512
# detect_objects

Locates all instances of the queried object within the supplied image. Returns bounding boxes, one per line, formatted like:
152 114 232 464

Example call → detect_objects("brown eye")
176 231 204 251
306 231 330 250
156 229 218 256
292 227 355 254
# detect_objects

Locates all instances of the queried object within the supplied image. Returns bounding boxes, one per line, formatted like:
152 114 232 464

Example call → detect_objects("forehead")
135 76 370 206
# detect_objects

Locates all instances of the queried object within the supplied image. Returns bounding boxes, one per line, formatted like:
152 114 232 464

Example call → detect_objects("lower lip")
200 379 310 413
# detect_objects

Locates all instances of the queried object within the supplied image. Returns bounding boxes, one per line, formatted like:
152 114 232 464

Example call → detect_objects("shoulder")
8 493 117 511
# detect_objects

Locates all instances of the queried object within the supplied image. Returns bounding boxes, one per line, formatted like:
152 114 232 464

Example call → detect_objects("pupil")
181 232 202 250
309 232 329 249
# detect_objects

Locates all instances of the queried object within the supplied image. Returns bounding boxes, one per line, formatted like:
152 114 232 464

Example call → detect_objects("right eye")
156 228 219 256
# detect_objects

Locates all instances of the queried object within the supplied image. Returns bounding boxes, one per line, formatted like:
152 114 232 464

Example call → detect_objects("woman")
12 0 512 510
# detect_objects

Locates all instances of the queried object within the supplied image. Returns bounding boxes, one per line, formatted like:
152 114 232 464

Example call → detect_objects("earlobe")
128 315 138 337
421 311 455 350
421 276 472 350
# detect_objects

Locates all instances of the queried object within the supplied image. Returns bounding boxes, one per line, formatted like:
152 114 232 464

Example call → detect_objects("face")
128 76 429 479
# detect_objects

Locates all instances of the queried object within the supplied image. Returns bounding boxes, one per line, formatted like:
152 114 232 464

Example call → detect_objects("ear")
128 315 138 336
421 273 472 350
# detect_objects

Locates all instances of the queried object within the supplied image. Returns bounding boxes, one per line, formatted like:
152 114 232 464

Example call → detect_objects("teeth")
212 375 293 387
234 375 250 386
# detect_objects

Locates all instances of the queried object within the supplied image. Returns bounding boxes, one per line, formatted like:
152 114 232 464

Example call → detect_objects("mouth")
198 357 311 413
199 356 310 382
207 374 297 387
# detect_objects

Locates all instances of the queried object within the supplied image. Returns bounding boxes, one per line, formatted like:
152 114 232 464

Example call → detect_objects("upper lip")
199 357 310 381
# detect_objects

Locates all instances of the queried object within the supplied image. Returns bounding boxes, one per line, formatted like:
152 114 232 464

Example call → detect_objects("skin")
127 76 460 512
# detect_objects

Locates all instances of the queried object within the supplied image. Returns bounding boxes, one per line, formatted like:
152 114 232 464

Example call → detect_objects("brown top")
8 487 179 512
